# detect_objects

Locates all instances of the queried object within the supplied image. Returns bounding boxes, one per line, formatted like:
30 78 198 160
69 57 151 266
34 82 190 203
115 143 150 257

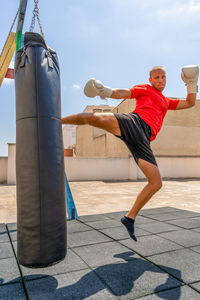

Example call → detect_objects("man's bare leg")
126 158 162 220
121 158 162 241
62 112 121 136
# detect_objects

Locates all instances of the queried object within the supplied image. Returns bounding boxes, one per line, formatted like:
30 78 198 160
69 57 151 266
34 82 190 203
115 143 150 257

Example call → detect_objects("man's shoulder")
132 84 149 89
131 84 150 91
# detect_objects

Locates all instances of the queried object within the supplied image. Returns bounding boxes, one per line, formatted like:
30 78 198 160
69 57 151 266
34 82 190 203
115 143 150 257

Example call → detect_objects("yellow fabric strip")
0 32 16 86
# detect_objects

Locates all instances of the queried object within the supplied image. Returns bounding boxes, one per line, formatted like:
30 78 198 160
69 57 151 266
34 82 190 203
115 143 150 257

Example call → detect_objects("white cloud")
156 0 200 18
72 84 81 90
189 0 200 12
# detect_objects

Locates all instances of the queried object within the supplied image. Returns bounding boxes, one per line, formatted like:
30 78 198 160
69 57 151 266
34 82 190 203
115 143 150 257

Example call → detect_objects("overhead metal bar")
16 0 28 51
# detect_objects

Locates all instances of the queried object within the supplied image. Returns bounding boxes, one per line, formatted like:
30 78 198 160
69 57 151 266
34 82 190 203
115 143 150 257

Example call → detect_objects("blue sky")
1 0 200 156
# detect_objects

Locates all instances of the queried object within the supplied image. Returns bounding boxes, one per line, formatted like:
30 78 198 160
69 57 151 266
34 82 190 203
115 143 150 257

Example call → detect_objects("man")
62 65 199 241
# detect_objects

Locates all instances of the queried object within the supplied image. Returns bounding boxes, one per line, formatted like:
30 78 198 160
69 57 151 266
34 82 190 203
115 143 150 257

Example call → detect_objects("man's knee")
88 113 113 126
87 113 102 125
79 113 98 126
148 176 162 193
149 179 162 192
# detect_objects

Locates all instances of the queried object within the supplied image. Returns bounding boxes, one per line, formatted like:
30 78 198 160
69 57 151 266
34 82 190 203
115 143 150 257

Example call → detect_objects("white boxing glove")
84 78 113 99
181 65 199 94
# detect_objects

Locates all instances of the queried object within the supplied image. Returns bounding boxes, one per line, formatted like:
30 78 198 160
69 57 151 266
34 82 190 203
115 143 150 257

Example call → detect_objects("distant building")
74 104 115 157
62 125 76 149
83 104 115 113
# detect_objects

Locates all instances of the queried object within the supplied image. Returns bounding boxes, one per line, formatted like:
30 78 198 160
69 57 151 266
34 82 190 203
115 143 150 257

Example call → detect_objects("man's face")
149 70 166 92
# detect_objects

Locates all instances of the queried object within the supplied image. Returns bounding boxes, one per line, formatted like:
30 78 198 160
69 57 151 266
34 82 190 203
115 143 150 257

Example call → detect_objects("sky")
1 0 200 156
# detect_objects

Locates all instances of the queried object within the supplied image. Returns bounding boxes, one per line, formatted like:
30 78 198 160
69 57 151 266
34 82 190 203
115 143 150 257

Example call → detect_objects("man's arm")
84 78 132 99
110 88 132 99
176 93 196 110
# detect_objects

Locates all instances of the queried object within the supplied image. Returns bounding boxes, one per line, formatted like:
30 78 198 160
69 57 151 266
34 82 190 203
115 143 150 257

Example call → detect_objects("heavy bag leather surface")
15 32 67 267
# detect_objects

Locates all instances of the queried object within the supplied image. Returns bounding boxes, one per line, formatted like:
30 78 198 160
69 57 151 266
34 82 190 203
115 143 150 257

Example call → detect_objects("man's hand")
181 65 199 94
84 78 113 99
176 65 199 110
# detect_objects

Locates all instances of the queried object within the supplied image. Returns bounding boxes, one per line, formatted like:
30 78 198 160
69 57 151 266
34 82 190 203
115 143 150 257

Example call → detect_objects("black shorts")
114 113 157 166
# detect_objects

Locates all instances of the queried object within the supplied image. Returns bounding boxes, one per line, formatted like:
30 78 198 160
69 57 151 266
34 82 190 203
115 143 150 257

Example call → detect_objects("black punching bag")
15 32 67 267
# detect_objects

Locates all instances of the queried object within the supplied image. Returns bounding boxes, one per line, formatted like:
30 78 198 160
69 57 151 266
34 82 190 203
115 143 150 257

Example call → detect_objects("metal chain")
29 0 45 41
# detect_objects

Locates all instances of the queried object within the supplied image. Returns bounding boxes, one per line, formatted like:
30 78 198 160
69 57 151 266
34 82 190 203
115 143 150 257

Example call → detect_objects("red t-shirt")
130 84 180 141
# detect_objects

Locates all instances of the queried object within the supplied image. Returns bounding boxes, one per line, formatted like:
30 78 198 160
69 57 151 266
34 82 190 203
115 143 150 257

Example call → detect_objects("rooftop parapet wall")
0 157 8 183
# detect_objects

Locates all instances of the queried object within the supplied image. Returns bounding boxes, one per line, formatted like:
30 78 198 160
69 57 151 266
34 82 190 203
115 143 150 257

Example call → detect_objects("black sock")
124 216 135 223
121 216 137 241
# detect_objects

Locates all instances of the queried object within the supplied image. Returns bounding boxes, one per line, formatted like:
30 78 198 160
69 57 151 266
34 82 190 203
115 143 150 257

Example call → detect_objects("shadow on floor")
3 251 182 299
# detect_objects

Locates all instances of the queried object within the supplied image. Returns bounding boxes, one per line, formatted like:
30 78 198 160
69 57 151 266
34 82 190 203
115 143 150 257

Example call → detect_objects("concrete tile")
139 207 181 216
138 285 200 300
190 281 200 292
193 227 200 233
0 282 26 299
73 242 138 268
172 211 200 218
136 220 180 234
68 230 112 248
86 219 121 230
134 215 155 224
142 212 186 222
8 230 17 242
6 223 17 230
94 259 181 299
167 217 200 229
190 246 200 254
67 220 92 233
100 226 151 241
25 269 116 299
18 247 88 280
0 257 21 285
78 214 111 222
120 235 182 257
158 230 200 247
6 223 17 242
0 242 14 259
0 224 6 231
150 248 200 283
0 224 9 243
103 211 128 220
11 241 17 253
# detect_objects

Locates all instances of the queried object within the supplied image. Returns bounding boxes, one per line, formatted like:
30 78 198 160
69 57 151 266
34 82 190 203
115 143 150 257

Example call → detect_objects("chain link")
29 0 45 41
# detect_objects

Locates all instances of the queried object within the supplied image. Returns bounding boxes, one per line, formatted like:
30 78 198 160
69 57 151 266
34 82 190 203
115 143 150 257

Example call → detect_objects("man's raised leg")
62 112 121 136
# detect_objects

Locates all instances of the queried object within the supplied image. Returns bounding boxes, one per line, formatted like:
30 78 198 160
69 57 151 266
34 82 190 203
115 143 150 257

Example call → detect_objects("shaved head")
149 66 166 92
150 66 166 78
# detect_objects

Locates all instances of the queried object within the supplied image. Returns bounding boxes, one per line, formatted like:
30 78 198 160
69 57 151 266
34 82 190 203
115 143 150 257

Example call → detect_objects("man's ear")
149 77 152 85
